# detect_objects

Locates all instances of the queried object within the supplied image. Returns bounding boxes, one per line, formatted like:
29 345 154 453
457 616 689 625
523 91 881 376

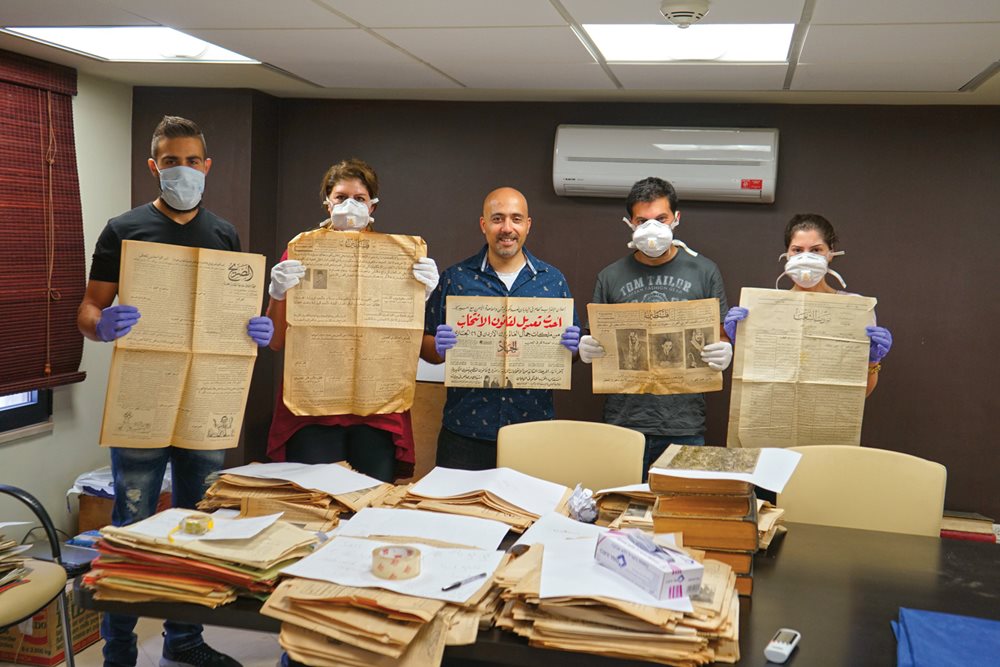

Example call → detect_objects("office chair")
0 485 76 667
777 446 947 538
496 420 645 490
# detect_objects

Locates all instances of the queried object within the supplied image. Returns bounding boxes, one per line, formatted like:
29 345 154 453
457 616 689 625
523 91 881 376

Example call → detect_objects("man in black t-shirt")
77 116 269 667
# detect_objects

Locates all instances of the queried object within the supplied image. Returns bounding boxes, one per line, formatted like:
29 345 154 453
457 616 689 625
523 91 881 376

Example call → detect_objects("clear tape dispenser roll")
371 545 421 580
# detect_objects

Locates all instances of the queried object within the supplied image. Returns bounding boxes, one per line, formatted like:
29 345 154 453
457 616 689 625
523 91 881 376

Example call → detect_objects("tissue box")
594 530 704 600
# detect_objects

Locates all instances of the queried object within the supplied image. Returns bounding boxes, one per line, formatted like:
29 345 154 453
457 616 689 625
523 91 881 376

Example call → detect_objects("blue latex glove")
866 325 892 362
435 324 457 358
723 306 748 343
96 305 140 342
247 316 274 347
560 325 581 354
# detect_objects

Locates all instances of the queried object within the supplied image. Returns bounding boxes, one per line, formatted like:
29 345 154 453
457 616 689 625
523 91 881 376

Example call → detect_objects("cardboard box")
78 492 171 533
594 530 704 600
0 584 101 666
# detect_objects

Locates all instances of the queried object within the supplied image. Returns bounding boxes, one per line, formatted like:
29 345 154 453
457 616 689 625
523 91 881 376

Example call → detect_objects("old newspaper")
587 299 722 395
284 229 426 416
100 240 265 449
445 296 574 390
727 288 876 448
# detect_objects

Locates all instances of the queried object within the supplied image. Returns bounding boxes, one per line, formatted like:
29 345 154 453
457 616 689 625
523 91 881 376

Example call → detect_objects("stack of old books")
648 446 763 596
940 510 997 543
198 462 393 531
381 467 572 532
85 508 318 607
493 541 739 665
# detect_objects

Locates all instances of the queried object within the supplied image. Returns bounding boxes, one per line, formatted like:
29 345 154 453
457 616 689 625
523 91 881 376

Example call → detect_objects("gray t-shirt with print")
592 249 728 436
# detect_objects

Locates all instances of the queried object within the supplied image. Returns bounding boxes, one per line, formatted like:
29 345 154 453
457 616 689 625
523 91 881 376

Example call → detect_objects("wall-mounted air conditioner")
553 125 779 203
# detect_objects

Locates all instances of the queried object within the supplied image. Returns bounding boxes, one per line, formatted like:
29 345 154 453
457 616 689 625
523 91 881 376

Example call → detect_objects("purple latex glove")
560 325 581 354
435 324 457 358
96 305 140 342
247 316 274 347
723 306 748 343
866 325 892 362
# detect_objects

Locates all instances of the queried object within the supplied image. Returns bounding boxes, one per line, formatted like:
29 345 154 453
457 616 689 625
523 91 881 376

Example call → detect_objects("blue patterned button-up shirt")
424 245 580 441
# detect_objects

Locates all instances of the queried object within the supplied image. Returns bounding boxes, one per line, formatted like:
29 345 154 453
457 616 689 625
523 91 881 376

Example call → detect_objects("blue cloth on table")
893 607 1000 667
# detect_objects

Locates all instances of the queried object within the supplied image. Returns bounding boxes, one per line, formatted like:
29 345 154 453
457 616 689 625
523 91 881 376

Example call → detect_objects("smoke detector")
659 0 711 29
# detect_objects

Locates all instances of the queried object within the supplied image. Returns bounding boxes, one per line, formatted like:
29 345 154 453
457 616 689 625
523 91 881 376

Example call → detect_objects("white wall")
0 74 132 538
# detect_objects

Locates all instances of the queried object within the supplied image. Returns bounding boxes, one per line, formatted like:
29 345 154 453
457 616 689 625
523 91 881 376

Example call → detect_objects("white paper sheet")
649 447 802 493
539 536 693 612
218 461 382 496
514 512 606 548
409 467 567 518
336 508 508 550
595 483 651 495
280 536 505 604
124 508 281 542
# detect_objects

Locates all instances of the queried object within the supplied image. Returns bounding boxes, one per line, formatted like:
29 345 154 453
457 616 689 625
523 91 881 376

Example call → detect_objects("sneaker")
160 643 242 667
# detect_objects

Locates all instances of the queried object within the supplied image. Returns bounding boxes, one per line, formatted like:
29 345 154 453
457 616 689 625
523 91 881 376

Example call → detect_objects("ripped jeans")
101 447 225 667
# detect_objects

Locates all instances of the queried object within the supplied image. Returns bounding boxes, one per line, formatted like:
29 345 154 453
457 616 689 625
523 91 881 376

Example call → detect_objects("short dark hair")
784 213 839 250
150 116 206 159
319 158 379 201
625 177 678 218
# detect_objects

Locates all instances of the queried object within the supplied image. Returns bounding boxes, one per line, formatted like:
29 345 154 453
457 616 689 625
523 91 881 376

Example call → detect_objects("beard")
494 234 520 257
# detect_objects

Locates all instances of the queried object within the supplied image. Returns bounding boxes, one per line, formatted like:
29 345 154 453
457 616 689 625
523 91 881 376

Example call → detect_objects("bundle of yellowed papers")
757 500 786 550
381 467 572 533
493 541 739 666
199 461 393 531
85 508 318 607
592 483 658 526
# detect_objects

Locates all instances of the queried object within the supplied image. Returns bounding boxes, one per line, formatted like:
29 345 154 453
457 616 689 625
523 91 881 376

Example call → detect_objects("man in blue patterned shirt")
421 187 581 470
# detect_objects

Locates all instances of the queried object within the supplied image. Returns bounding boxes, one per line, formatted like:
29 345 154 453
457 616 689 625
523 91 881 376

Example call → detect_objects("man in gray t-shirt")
579 177 734 478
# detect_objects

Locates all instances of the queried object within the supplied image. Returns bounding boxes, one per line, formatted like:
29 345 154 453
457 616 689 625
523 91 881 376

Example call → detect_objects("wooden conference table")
76 523 1000 666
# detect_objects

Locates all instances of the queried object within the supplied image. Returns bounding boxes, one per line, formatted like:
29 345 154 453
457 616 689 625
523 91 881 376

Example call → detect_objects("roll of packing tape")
179 513 213 535
371 545 421 580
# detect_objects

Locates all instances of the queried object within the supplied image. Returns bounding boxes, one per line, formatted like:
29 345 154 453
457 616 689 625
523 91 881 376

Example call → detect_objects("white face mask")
625 216 678 258
157 165 205 211
776 251 846 289
324 197 377 231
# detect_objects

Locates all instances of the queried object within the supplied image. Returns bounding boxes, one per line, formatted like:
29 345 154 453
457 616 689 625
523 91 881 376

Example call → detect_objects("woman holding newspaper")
264 159 439 481
723 213 892 397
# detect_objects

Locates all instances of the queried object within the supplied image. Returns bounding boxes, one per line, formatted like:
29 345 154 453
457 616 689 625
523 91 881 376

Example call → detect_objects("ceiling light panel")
584 24 794 62
3 27 256 62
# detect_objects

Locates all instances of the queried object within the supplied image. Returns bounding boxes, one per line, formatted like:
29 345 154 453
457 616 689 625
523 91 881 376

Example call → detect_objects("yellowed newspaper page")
730 288 876 448
587 298 722 395
100 240 264 449
444 296 573 390
284 229 426 416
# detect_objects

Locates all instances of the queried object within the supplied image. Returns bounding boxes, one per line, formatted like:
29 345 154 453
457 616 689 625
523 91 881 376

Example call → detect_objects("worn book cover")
651 501 759 551
653 491 755 518
648 445 757 495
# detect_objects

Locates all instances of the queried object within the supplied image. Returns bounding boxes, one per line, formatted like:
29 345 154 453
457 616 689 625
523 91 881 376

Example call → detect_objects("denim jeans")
101 447 226 667
642 434 705 482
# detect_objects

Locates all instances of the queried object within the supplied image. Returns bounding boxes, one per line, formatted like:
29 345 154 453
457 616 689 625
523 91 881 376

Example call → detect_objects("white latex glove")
701 341 733 371
413 257 439 301
579 335 606 364
269 259 306 301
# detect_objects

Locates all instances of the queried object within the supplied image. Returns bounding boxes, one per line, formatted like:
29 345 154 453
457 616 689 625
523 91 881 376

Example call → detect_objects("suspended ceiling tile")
322 0 566 27
561 0 804 25
811 0 1000 25
2 0 155 26
439 62 616 89
376 27 594 65
800 23 1000 66
107 0 353 29
791 61 987 91
190 29 458 88
610 63 788 90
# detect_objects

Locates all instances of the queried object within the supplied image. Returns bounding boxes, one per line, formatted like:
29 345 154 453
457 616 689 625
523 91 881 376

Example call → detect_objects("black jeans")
435 427 497 470
285 424 396 482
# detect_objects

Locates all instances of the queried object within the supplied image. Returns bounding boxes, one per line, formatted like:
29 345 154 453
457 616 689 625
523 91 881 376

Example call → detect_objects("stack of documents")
757 500 785 549
84 508 318 607
199 462 393 531
265 508 511 666
384 467 572 532
593 483 657 527
1 523 31 592
493 514 739 665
